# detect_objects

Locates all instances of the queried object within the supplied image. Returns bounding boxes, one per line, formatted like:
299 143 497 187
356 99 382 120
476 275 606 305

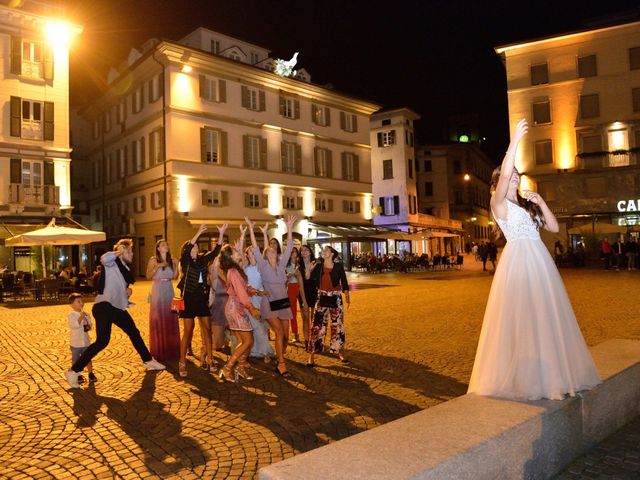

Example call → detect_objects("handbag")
170 297 184 313
171 262 190 313
269 297 291 311
318 295 338 308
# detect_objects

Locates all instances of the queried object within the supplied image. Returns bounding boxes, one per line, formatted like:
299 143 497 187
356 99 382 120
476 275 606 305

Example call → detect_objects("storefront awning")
309 223 460 242
567 222 625 235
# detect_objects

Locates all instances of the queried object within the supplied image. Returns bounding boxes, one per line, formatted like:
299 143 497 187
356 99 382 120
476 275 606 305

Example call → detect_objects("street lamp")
463 173 471 181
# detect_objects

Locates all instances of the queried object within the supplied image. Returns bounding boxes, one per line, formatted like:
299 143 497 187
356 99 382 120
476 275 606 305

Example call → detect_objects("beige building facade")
370 108 463 256
496 19 640 249
0 0 80 270
416 143 493 248
72 28 380 275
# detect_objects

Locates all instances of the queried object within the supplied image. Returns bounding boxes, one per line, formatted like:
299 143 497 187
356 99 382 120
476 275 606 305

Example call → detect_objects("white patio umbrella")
5 218 106 276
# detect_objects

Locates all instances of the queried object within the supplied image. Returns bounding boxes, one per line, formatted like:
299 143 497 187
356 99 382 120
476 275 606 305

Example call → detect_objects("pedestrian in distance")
67 293 96 384
65 239 165 389
625 236 638 271
146 239 180 362
468 118 600 400
177 223 227 378
601 237 612 270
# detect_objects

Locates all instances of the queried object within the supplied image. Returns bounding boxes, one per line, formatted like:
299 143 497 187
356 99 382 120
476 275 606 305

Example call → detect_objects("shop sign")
617 199 640 212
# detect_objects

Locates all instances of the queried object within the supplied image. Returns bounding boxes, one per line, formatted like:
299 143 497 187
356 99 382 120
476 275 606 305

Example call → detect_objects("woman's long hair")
219 244 248 281
287 246 300 267
491 166 545 230
154 239 172 270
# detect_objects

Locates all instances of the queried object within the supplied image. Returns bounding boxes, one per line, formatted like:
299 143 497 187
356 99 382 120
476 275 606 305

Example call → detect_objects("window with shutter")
530 63 549 85
201 128 220 164
383 159 393 179
243 87 261 111
281 142 297 173
280 95 297 119
632 88 640 113
535 140 553 165
532 100 551 124
577 55 597 78
580 94 600 119
629 47 640 70
150 129 164 164
379 130 396 146
10 96 21 137
20 39 45 79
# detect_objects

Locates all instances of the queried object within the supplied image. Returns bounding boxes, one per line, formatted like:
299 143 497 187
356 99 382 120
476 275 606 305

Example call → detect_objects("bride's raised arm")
491 119 528 208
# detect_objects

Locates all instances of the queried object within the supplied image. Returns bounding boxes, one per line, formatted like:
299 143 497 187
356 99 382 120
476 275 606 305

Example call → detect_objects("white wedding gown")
468 200 600 400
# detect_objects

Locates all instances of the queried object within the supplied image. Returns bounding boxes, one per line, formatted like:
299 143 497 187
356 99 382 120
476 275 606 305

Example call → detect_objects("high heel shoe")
276 361 291 378
178 362 187 378
218 365 236 383
236 364 254 380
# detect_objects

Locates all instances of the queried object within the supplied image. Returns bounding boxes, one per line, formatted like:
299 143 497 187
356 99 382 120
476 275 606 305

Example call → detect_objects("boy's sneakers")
64 370 80 389
143 358 166 371
88 372 97 382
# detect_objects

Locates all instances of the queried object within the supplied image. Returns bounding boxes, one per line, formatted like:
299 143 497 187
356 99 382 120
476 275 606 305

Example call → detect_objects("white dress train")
467 200 600 400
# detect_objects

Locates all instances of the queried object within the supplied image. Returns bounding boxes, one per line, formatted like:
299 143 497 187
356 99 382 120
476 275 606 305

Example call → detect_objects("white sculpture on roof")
274 52 299 77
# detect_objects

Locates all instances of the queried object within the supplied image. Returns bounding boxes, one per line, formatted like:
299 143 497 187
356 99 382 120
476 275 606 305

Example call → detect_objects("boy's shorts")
70 346 88 365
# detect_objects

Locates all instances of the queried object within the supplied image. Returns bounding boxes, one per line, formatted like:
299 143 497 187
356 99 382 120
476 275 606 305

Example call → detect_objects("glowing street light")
181 65 192 73
463 173 471 181
45 21 76 46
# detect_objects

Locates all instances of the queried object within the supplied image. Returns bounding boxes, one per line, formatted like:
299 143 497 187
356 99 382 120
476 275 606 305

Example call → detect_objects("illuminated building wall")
0 1 80 222
496 19 640 243
73 28 380 269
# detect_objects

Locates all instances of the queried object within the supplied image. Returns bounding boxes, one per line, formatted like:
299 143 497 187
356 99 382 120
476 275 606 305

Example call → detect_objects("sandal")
218 365 236 383
178 362 187 378
236 364 254 380
276 362 291 378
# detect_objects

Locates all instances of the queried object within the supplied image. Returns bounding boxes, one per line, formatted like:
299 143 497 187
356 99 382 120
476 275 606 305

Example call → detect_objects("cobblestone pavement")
1 257 639 479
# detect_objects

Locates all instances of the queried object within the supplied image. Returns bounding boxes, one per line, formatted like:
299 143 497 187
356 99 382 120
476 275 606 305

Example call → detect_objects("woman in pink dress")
146 239 180 362
218 236 261 382
468 119 600 400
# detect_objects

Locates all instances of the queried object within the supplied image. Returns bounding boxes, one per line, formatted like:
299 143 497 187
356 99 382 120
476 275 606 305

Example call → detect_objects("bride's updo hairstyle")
490 166 546 230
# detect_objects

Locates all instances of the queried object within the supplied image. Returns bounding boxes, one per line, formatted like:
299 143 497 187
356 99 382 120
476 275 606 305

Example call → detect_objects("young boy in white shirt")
68 293 96 383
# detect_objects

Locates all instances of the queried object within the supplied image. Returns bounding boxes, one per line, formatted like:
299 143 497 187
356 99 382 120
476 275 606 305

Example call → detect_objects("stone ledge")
259 339 640 480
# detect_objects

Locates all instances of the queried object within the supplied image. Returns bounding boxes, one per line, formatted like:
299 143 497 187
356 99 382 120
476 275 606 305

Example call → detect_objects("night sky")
63 0 640 161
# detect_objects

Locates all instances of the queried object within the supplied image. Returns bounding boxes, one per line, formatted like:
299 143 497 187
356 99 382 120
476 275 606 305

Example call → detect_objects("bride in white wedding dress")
467 119 600 401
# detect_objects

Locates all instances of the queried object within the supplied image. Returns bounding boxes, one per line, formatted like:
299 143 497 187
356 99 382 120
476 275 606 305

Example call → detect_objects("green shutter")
218 80 226 103
354 154 360 181
280 141 286 171
279 96 285 116
199 74 206 99
10 96 21 137
220 131 228 165
326 149 333 178
262 194 269 208
11 37 21 75
325 107 331 126
43 102 54 141
355 201 361 214
295 144 302 174
340 111 346 130
201 189 208 206
222 191 229 206
123 144 128 176
44 44 54 80
260 137 267 169
294 99 300 119
149 132 156 165
296 196 303 210
244 192 250 207
259 91 266 111
200 128 207 162
313 147 319 175
139 85 145 111
241 86 249 108
43 161 56 185
342 200 348 213
328 199 333 212
10 158 21 184
352 115 358 132
243 135 250 167
140 137 146 169
341 152 347 179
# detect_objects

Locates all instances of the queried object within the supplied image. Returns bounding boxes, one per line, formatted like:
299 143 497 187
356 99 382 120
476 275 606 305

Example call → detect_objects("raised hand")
523 191 544 205
217 223 228 236
259 222 270 237
239 224 247 238
513 118 528 144
198 224 207 235
232 237 243 253
285 215 297 230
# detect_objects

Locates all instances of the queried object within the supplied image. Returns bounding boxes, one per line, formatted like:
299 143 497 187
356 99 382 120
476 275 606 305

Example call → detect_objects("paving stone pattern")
0 259 639 479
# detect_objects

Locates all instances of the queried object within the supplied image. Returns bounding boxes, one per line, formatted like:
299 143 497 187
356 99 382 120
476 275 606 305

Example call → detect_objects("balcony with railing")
9 184 60 205
576 150 640 169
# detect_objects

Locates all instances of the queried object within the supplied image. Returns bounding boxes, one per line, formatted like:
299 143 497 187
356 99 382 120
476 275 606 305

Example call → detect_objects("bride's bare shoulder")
490 195 508 221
